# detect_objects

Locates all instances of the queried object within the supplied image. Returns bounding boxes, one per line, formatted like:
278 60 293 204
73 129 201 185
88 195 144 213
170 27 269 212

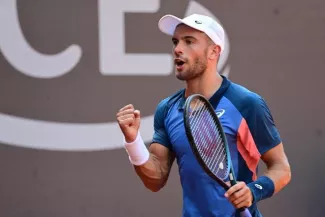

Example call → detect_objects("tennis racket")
183 94 252 217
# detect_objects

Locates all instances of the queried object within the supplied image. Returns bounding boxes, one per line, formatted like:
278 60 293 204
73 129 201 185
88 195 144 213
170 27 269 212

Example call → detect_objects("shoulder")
225 82 266 116
154 88 185 115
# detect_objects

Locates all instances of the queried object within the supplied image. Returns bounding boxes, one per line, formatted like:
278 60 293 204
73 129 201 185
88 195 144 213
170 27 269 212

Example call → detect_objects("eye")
185 40 193 45
172 39 178 46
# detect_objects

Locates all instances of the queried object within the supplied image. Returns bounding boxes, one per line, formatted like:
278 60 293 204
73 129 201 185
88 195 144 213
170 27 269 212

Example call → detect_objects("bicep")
149 99 175 176
261 142 289 168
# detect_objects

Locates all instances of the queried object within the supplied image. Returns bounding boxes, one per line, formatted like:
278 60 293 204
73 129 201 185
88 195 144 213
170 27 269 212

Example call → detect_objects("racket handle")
239 208 252 217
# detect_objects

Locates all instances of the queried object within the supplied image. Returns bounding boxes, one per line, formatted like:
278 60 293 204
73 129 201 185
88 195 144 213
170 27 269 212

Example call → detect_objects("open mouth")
175 59 185 67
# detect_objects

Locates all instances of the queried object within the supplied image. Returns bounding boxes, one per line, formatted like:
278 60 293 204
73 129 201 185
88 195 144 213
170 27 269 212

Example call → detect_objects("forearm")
134 154 169 192
248 152 291 203
263 162 291 194
123 132 173 192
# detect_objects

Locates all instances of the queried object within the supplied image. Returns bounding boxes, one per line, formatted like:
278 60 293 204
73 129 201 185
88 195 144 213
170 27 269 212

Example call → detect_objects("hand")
224 181 253 209
116 104 141 143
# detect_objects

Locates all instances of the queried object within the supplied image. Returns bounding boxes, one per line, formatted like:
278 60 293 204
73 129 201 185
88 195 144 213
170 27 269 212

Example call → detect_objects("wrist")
124 134 137 143
247 176 275 203
123 132 150 166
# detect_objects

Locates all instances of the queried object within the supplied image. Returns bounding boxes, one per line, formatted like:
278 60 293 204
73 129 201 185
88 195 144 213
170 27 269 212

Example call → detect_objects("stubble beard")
176 56 207 81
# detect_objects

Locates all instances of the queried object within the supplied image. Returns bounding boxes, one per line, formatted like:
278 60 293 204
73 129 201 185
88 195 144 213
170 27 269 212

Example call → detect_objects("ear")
208 45 221 60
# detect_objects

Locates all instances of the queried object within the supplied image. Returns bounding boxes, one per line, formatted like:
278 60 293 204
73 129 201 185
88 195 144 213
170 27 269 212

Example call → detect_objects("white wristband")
123 132 150 166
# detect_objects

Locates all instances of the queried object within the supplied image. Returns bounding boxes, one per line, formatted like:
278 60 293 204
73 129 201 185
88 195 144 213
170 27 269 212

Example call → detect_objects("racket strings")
190 102 215 158
209 127 227 175
190 108 226 175
202 117 227 177
199 112 222 167
189 100 229 180
190 103 211 155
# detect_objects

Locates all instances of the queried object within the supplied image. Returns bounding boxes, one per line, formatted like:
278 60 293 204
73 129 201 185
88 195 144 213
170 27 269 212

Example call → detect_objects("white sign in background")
0 0 230 151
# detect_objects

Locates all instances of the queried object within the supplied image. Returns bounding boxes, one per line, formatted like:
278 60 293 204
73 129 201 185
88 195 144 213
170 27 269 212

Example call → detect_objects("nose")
173 43 183 56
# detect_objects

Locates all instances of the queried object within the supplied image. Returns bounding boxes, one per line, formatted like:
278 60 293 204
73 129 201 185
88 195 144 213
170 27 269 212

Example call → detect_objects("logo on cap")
195 20 202 24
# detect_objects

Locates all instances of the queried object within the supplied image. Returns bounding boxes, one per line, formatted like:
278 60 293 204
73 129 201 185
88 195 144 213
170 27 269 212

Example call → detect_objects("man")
116 13 291 217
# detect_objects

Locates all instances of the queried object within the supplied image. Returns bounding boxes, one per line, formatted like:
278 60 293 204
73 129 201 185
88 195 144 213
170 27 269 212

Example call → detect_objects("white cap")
158 13 225 53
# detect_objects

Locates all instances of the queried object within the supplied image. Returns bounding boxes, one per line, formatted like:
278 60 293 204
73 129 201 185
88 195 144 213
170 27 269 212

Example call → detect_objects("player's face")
172 24 210 81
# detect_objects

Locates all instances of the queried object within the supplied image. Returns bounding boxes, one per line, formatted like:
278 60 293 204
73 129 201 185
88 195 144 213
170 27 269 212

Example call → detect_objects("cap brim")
158 14 206 37
158 15 184 36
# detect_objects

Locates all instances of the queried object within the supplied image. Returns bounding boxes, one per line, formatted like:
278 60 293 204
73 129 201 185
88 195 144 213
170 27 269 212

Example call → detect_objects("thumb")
134 110 141 127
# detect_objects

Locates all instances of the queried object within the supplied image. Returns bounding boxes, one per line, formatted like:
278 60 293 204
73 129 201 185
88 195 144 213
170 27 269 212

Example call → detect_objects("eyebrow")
172 35 197 41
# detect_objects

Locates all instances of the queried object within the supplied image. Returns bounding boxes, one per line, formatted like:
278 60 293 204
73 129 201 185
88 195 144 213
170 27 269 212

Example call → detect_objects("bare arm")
225 97 291 208
225 143 291 209
134 143 175 192
116 104 175 192
261 142 291 194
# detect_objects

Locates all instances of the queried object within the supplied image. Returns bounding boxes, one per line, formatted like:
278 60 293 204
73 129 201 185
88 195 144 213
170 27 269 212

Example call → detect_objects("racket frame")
183 94 238 190
183 94 249 215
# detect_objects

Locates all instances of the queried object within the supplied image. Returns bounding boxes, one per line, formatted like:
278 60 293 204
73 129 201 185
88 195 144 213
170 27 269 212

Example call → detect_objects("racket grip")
239 208 252 217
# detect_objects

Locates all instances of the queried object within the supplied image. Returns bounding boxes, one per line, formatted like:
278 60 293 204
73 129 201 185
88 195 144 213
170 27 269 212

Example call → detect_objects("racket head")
183 94 252 217
183 94 232 190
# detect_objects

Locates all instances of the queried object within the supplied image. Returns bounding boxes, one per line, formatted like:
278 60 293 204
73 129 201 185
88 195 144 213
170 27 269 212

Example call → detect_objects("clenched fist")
116 104 141 143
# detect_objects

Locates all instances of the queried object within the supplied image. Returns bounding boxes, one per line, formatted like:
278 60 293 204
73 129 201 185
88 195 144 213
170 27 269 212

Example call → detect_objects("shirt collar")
177 75 231 110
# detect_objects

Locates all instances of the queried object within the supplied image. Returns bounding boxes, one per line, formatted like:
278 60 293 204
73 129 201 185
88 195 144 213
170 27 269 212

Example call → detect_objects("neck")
185 68 223 100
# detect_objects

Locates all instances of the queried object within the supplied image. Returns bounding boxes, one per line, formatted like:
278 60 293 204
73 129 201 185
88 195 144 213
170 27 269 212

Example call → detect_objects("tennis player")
116 13 291 217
